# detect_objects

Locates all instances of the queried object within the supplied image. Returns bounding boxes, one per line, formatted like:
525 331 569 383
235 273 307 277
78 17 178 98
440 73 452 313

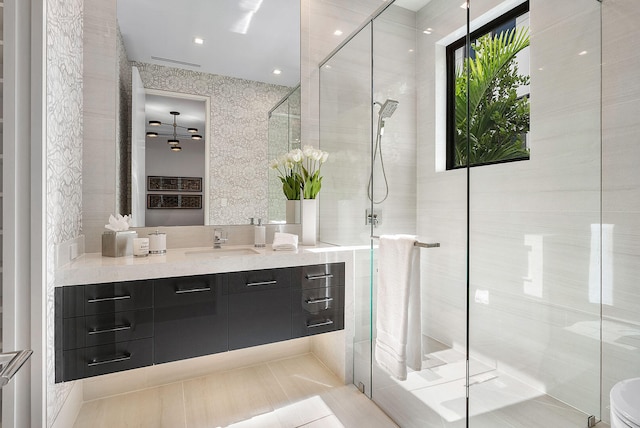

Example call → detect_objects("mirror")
268 85 301 223
115 0 301 227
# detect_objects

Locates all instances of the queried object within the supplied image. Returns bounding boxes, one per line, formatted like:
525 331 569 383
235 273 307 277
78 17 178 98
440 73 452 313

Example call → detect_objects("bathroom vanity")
54 246 348 383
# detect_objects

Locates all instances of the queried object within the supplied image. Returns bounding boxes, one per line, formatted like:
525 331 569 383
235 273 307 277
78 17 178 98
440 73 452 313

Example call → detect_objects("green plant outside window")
448 12 531 169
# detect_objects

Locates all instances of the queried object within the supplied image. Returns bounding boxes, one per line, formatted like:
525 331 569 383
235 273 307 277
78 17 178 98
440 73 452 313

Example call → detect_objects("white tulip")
288 148 303 163
269 159 279 169
312 149 323 161
321 152 329 163
302 145 315 158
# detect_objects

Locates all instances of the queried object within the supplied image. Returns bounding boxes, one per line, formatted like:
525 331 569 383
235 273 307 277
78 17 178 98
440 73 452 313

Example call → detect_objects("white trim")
32 0 47 425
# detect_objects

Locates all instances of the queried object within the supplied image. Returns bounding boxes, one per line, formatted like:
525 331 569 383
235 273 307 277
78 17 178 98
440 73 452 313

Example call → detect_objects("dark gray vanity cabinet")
227 268 292 350
55 280 154 382
291 263 345 337
154 274 228 364
56 262 346 383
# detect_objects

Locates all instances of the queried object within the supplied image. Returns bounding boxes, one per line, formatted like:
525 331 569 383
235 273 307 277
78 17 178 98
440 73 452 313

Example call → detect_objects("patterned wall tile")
46 0 84 425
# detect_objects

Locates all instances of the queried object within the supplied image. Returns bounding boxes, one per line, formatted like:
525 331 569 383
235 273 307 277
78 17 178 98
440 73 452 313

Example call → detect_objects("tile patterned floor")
73 353 398 428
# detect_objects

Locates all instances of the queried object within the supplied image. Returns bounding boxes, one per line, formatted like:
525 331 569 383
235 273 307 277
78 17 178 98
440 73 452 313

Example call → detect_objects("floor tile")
267 354 343 401
300 414 345 427
183 363 289 428
73 382 186 428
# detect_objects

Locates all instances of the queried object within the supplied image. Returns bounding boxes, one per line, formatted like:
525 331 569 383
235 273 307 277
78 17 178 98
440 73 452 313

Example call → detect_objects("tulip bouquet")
270 145 329 200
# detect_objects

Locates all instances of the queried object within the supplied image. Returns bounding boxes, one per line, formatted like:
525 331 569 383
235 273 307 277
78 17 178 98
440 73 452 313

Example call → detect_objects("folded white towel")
272 232 298 251
375 234 422 380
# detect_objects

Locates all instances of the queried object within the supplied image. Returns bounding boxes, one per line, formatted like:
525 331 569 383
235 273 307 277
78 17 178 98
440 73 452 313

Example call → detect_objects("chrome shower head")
377 99 399 119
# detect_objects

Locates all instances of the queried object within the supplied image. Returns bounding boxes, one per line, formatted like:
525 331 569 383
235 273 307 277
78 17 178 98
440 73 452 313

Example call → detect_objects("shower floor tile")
372 347 593 428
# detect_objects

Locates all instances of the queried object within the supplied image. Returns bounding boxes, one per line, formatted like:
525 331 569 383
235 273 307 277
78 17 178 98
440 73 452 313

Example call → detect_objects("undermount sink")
184 247 261 258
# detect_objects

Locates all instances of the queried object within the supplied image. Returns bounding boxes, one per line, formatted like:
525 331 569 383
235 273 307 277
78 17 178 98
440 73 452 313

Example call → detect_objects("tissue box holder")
102 231 138 257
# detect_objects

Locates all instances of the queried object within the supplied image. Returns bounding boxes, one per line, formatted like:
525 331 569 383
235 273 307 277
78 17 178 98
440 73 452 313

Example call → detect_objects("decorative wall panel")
46 0 84 425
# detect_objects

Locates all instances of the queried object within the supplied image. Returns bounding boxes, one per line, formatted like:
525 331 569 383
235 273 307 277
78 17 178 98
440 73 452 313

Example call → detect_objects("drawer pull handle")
88 324 132 335
175 287 211 294
87 295 131 303
87 353 131 367
307 319 334 328
305 274 334 280
305 297 334 305
246 280 277 287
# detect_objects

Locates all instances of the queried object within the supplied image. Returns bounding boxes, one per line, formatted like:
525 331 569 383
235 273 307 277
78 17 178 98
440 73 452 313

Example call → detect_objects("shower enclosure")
319 0 640 426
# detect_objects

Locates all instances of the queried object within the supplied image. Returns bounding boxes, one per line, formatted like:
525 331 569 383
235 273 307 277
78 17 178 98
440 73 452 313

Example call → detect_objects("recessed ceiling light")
146 132 158 138
149 120 162 126
423 30 432 35
334 30 343 36
191 134 203 140
170 146 182 152
460 2 468 8
273 69 282 75
194 37 204 45
409 49 415 53
579 50 588 56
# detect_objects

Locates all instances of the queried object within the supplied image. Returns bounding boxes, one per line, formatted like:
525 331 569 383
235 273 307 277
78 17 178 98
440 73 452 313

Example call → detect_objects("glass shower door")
319 20 374 395
466 0 602 425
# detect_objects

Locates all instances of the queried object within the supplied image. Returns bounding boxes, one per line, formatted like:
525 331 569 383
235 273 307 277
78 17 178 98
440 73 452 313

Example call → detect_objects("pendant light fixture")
146 111 203 152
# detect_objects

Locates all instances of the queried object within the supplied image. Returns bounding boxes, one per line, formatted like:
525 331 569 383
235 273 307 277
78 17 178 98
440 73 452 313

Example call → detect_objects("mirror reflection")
114 0 301 227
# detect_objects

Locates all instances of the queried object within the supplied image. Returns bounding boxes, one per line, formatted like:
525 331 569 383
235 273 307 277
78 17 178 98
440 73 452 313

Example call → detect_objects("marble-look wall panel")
133 62 291 226
601 0 640 422
417 0 602 418
46 0 84 425
82 0 118 254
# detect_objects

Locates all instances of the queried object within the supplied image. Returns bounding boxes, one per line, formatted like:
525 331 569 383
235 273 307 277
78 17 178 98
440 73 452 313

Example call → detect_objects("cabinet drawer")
292 285 344 315
63 309 153 350
228 286 291 350
154 274 221 308
228 268 291 294
295 263 345 290
63 281 153 317
292 308 344 337
62 338 153 381
154 274 228 364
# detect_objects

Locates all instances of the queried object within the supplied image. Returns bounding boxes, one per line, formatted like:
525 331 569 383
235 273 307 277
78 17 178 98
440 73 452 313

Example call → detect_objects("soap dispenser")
254 218 266 248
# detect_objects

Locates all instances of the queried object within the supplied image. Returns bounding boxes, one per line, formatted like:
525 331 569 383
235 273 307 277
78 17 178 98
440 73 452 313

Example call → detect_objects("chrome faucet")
213 229 228 248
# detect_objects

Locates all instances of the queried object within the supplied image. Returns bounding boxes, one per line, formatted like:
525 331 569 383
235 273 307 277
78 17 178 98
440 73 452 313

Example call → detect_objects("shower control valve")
366 209 381 227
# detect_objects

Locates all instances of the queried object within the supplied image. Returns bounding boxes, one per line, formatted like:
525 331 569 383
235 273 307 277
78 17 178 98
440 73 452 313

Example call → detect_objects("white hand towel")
375 234 422 380
272 232 298 251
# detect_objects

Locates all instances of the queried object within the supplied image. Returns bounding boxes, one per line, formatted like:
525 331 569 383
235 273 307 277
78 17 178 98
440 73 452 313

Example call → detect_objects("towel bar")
371 235 440 249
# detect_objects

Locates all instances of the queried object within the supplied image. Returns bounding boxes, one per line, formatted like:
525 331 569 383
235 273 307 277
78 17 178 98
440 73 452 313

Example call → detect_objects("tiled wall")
601 0 640 422
417 0 602 417
81 0 118 256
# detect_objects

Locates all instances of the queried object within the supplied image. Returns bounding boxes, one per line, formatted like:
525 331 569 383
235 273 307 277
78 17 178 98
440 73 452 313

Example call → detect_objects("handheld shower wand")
368 99 398 204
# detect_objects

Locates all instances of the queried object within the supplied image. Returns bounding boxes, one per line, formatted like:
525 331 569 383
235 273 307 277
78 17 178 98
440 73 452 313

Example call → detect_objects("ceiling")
117 0 301 87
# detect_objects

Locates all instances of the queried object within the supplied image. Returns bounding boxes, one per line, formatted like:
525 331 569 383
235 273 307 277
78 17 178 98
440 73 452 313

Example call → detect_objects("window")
446 2 530 169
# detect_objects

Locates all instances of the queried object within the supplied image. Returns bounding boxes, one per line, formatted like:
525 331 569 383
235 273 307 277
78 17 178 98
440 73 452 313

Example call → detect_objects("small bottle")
254 218 266 248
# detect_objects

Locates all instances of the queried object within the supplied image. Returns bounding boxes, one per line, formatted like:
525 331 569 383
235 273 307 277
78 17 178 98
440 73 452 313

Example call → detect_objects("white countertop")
55 244 359 287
